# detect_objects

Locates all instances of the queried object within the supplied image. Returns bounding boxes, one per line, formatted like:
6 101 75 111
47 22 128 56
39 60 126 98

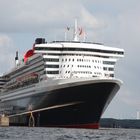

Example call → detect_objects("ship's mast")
15 51 19 66
73 19 79 41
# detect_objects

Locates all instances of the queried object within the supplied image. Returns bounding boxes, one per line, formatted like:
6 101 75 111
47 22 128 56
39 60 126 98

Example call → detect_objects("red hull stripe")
46 123 99 129
63 123 99 129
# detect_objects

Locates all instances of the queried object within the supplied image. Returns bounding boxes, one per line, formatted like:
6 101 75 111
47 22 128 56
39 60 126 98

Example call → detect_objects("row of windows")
60 65 73 68
77 65 91 68
45 53 110 58
60 65 102 69
0 80 6 82
77 59 90 62
45 70 114 76
35 47 124 55
77 59 101 63
74 71 92 74
27 56 43 65
60 71 92 74
94 66 102 69
110 74 114 77
108 68 114 71
103 67 114 71
59 71 70 74
11 63 45 80
93 60 101 63
45 65 59 68
8 57 43 77
103 61 115 65
45 71 59 74
46 64 102 69
104 74 114 77
94 72 102 75
44 58 59 62
62 58 74 62
61 58 102 63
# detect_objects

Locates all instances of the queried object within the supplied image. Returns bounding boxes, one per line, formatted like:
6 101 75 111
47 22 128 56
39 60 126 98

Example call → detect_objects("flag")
79 27 83 35
67 27 70 31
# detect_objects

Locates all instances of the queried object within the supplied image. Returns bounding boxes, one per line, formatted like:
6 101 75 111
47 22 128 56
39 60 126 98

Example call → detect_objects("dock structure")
0 115 9 126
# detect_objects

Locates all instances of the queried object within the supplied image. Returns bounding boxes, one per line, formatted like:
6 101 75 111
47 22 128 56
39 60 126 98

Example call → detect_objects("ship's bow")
36 78 122 129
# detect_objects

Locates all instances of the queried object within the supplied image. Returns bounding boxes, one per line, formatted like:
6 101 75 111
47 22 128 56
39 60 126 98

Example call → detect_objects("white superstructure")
34 41 124 79
0 21 124 93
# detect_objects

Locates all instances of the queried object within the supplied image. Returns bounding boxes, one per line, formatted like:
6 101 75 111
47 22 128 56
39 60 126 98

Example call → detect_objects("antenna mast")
73 19 79 41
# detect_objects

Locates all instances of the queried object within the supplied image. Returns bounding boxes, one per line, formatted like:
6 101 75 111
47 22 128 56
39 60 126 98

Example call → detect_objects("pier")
0 115 9 126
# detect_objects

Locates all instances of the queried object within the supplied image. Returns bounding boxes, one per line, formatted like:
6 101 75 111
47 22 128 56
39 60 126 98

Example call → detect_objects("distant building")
137 111 140 119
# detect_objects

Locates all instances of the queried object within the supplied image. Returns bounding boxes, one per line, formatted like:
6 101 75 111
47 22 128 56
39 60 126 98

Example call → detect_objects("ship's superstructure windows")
46 71 59 74
108 68 114 71
103 61 115 65
110 74 114 77
10 55 44 79
2 39 124 90
45 65 59 68
103 67 107 71
3 54 45 91
44 58 59 62
35 47 124 55
34 41 124 79
0 76 7 91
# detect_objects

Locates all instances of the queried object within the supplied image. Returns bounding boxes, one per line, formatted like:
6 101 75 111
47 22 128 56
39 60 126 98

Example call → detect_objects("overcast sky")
0 0 140 119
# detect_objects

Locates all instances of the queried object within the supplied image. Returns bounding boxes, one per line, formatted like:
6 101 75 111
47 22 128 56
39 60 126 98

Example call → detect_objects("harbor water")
0 127 140 140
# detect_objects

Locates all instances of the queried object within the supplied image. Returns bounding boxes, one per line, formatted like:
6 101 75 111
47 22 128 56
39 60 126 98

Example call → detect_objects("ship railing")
1 84 36 95
4 73 39 92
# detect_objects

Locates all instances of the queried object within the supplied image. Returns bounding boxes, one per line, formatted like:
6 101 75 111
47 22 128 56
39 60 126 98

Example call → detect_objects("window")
110 74 114 77
108 68 114 71
46 71 59 74
44 58 59 62
103 61 115 65
45 65 59 68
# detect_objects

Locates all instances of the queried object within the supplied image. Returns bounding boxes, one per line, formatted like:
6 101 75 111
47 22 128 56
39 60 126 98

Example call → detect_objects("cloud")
0 0 104 33
0 35 12 47
0 35 16 74
102 3 140 118
79 7 105 29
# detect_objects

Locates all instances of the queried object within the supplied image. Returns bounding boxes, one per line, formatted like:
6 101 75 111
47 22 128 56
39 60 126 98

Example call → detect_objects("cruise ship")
0 22 124 128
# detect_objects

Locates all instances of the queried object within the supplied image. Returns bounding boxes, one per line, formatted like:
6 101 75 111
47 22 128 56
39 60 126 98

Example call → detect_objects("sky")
0 0 140 119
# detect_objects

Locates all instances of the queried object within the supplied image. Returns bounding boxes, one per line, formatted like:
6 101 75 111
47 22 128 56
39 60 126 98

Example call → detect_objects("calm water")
0 127 140 140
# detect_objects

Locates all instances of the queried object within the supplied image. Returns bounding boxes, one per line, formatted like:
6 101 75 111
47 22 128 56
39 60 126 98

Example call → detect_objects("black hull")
0 79 120 129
